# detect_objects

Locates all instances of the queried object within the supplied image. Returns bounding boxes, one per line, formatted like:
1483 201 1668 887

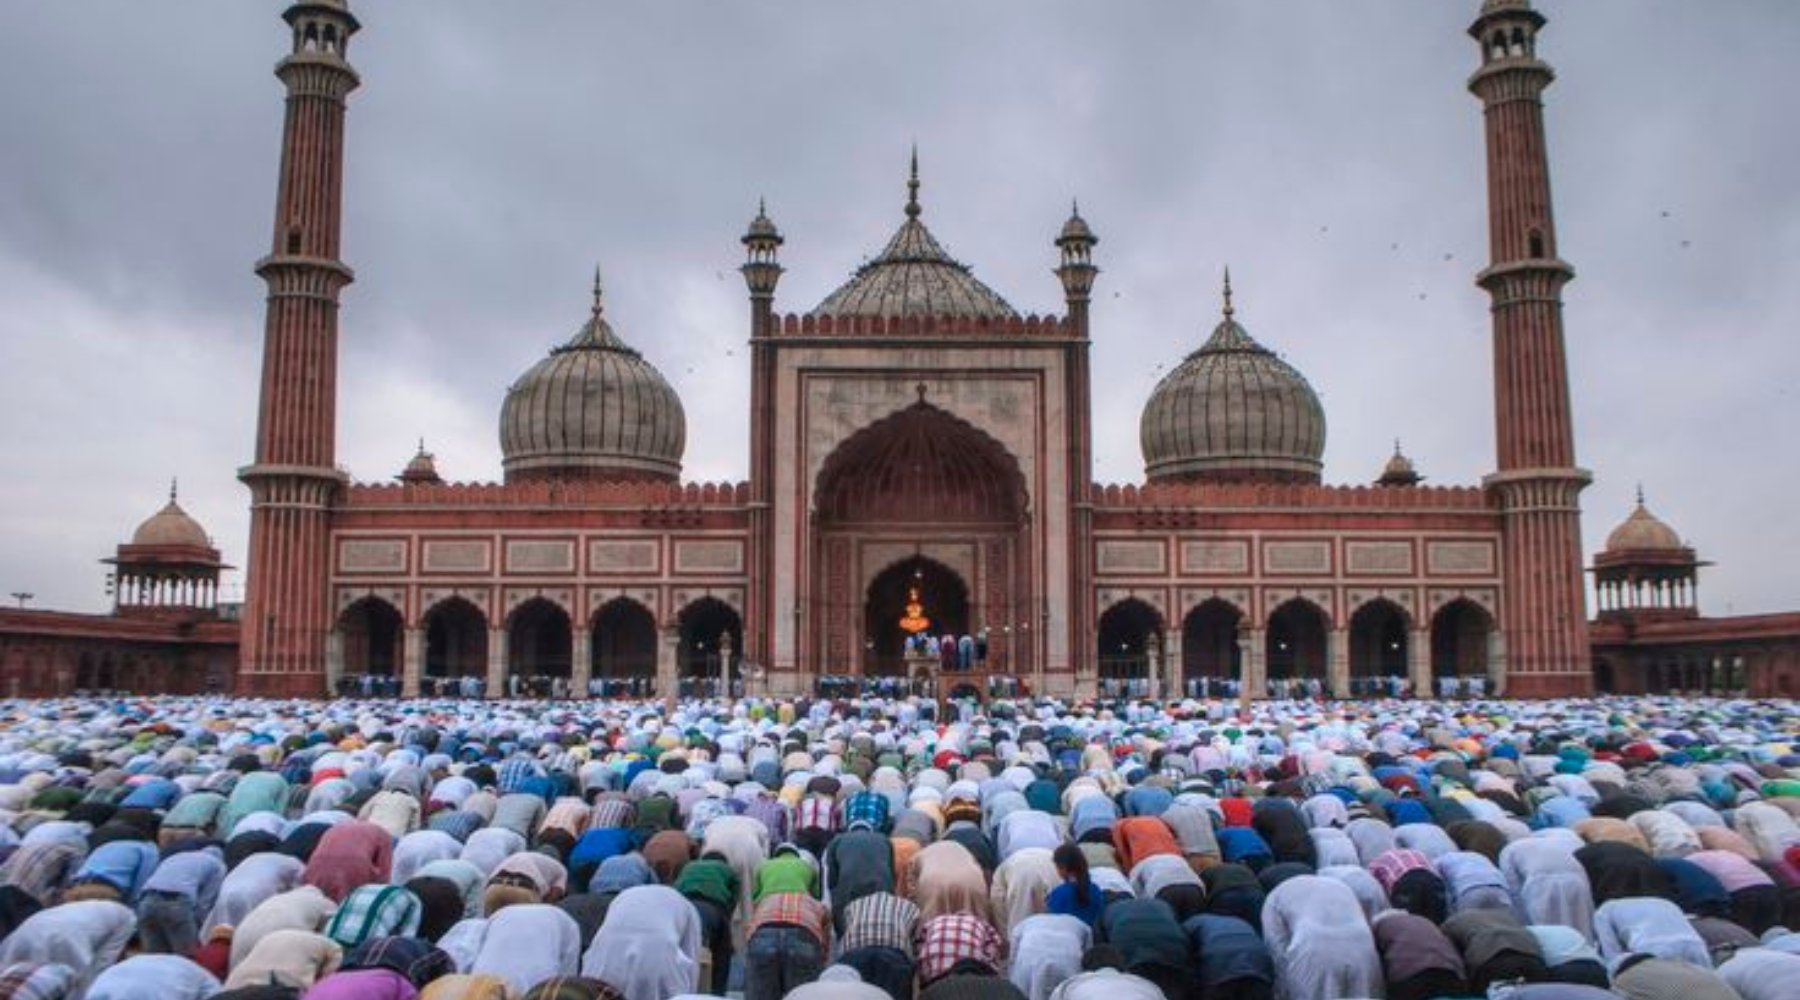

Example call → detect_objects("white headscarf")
580 885 702 1000
469 904 582 995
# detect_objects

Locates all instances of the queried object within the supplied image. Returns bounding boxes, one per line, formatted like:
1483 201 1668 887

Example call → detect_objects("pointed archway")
338 597 404 678
424 597 488 682
592 598 657 696
1181 599 1243 698
1431 599 1494 679
507 598 571 696
678 597 744 697
812 400 1031 678
864 557 969 678
1350 599 1411 680
1098 599 1163 698
1266 599 1328 682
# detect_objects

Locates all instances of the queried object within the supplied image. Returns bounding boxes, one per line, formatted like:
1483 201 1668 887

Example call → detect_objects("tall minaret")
1469 0 1592 696
1056 204 1099 695
238 0 360 697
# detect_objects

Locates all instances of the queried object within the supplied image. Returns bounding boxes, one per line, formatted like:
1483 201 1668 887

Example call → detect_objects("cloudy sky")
1 2 1795 617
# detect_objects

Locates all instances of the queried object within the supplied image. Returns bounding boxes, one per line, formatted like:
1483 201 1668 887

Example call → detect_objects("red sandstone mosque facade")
4 0 1797 700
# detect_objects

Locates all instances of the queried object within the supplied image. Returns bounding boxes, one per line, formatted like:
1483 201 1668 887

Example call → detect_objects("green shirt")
754 854 817 901
674 858 739 911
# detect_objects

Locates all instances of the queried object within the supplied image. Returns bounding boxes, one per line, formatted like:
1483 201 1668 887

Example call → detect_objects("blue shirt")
1046 879 1106 926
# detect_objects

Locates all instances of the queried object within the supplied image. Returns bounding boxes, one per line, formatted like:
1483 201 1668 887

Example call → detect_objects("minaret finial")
169 478 178 503
1394 438 1404 457
1636 483 1645 506
906 144 921 219
1071 198 1081 217
1222 266 1235 319
591 264 604 319
417 437 426 454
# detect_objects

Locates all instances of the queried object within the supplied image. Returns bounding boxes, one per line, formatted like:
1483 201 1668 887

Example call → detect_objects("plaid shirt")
747 892 833 951
843 791 890 832
327 884 423 948
0 963 76 1000
797 795 838 833
1368 849 1437 892
915 913 1001 983
839 892 919 956
589 796 636 830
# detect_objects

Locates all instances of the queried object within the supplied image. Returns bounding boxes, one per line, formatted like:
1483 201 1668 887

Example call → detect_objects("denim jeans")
840 944 915 1000
744 924 825 1000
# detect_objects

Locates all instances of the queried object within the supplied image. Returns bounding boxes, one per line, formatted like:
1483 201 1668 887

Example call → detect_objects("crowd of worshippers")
900 635 987 671
0 695 1799 1000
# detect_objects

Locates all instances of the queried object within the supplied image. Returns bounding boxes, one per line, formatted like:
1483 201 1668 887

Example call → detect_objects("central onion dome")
1604 488 1685 553
131 482 212 548
1140 272 1327 484
499 271 686 483
812 152 1018 321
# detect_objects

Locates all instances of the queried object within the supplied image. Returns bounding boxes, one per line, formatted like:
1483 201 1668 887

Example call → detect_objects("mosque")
2 0 1796 701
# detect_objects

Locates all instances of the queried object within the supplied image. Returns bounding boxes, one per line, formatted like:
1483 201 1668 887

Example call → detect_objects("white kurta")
0 899 137 998
1261 876 1385 1000
1593 897 1712 970
204 852 306 936
1009 914 1092 1000
1498 837 1595 941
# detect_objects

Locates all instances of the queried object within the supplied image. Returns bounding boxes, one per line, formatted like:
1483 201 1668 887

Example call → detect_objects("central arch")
811 400 1032 677
864 557 970 677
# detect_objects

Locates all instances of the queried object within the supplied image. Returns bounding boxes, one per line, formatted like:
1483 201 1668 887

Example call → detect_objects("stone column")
487 628 507 699
658 626 680 713
719 634 735 701
1158 631 1174 703
1409 628 1432 698
571 627 592 699
1146 632 1164 702
1240 628 1265 705
324 630 345 696
1328 627 1350 699
1487 630 1507 696
401 627 423 698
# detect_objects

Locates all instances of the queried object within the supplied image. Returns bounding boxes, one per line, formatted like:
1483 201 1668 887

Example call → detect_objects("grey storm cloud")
1 1 1795 616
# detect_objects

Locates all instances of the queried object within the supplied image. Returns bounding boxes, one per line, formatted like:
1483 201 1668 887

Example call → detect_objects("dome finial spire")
1222 266 1235 319
591 264 605 319
1636 483 1646 506
905 144 921 219
169 478 178 503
